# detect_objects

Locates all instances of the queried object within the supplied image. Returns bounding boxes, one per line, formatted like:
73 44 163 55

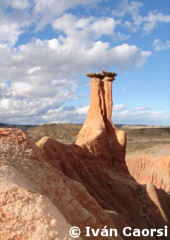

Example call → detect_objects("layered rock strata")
126 155 170 193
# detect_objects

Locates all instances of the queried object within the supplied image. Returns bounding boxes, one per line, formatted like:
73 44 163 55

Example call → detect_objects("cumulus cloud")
52 14 116 43
0 38 151 85
0 0 158 125
153 39 170 51
0 17 24 46
0 5 31 46
0 5 151 125
32 0 102 29
0 35 151 124
0 0 103 45
0 87 77 124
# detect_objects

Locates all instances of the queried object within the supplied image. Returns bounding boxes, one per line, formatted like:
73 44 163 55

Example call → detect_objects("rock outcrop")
0 71 170 239
0 128 116 240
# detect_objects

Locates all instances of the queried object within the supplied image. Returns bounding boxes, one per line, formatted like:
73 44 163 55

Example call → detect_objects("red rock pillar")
76 71 126 165
102 71 117 123
86 73 105 128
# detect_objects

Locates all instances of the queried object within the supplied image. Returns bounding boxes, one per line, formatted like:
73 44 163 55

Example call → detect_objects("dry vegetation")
27 123 82 143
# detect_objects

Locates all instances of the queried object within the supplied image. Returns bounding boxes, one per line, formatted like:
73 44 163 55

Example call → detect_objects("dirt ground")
125 127 170 158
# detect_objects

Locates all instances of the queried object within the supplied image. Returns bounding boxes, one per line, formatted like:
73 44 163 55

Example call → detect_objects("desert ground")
1 122 170 158
26 123 170 158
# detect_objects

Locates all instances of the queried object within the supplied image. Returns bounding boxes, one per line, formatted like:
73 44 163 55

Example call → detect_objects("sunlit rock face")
0 128 114 240
76 71 126 166
0 71 169 239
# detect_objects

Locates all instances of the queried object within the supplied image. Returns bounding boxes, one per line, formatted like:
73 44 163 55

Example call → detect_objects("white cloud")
113 106 170 125
2 102 169 125
0 0 160 125
1 0 170 49
0 20 22 46
76 106 89 115
142 11 170 33
0 103 89 124
32 0 102 29
1 78 169 126
0 7 31 46
8 0 30 9
0 90 77 124
135 106 151 111
52 14 116 43
109 44 151 69
114 104 126 111
0 11 151 124
153 39 170 51
114 1 170 34
0 0 103 46
91 18 116 36
113 0 143 17
0 38 151 86
42 105 89 124
0 38 151 124
124 11 170 33
132 11 170 33
28 66 41 75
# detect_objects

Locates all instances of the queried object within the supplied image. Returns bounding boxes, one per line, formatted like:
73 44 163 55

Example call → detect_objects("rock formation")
126 155 170 192
76 71 126 165
0 129 115 240
0 71 170 239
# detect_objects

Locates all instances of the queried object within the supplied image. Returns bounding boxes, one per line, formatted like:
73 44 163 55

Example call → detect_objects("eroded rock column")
103 71 117 122
86 73 106 128
76 71 126 166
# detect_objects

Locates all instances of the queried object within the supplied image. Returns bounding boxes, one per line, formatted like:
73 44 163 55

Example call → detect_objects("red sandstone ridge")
0 71 170 239
76 71 126 165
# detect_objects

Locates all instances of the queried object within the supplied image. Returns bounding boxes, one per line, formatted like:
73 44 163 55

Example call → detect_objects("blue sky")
0 0 169 125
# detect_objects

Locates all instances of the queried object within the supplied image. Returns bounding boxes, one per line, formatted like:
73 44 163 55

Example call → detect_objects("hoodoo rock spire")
76 71 126 166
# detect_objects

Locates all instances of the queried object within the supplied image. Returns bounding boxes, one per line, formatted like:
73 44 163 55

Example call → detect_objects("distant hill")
0 122 37 131
1 122 170 145
1 122 170 155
